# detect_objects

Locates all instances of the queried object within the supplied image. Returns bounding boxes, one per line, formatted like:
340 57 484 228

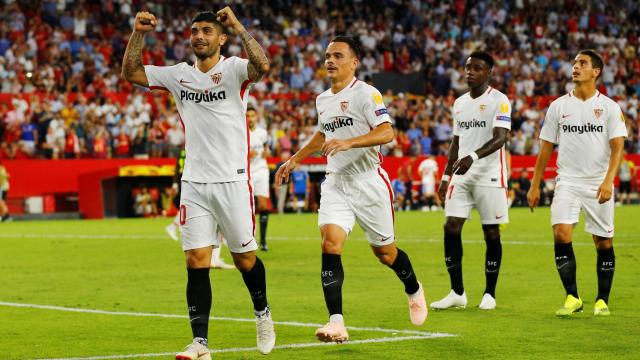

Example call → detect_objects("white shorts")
444 179 508 224
318 168 395 246
551 182 614 238
251 168 270 198
179 180 257 253
422 180 436 195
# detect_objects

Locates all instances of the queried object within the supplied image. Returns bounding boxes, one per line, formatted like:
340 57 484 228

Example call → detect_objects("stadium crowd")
0 0 639 161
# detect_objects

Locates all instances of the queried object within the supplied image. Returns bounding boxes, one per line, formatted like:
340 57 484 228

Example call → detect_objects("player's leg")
166 184 181 241
550 184 582 316
370 243 427 325
315 176 354 343
474 186 509 310
256 195 269 251
210 229 234 269
356 169 426 325
177 182 217 359
583 190 615 316
431 180 471 309
215 181 274 354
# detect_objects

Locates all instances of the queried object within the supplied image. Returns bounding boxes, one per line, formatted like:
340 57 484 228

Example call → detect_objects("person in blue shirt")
290 165 310 213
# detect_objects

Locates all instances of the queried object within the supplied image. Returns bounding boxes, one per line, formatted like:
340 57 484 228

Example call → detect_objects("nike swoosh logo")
241 239 254 247
319 111 325 115
322 280 338 286
562 114 571 118
495 215 505 219
486 269 499 273
607 229 614 233
190 316 201 322
557 263 570 270
179 79 192 85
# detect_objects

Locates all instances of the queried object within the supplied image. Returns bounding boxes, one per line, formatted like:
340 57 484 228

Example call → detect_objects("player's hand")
452 155 473 175
527 187 540 212
437 181 449 206
249 149 258 159
134 12 157 33
275 158 297 186
322 139 352 157
596 181 613 204
216 6 243 32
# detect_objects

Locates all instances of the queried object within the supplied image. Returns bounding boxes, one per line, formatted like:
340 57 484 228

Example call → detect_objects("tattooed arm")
121 12 157 87
217 6 270 82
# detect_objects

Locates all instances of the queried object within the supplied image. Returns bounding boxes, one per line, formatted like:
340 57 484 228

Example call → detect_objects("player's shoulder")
488 88 510 102
596 92 621 109
454 91 471 103
353 80 380 95
316 88 333 101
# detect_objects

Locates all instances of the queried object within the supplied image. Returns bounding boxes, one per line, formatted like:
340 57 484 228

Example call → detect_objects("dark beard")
193 45 219 61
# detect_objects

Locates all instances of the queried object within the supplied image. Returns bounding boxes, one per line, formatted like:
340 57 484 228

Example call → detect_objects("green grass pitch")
0 206 639 359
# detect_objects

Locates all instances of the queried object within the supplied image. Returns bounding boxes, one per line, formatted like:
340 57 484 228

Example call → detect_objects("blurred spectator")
290 165 309 213
618 150 636 204
514 170 532 207
418 155 441 211
391 168 408 211
0 160 10 221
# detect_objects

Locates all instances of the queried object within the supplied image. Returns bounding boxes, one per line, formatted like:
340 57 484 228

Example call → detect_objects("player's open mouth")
572 72 579 76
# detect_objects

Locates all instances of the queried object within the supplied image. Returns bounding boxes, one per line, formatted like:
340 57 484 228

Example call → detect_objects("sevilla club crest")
341 101 349 112
593 108 603 119
211 72 222 85
479 104 487 112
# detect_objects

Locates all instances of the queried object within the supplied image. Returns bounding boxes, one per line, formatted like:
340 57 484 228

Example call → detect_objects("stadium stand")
0 0 638 160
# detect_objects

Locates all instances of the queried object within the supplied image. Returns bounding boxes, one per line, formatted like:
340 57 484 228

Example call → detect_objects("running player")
275 35 427 344
122 8 275 359
432 51 512 311
528 49 627 317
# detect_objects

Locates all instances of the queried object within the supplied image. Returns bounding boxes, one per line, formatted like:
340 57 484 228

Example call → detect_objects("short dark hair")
191 11 225 34
468 50 495 69
578 49 604 79
247 105 257 113
330 35 361 59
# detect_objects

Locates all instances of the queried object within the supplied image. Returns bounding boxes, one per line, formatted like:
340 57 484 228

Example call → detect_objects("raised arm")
121 12 157 87
216 7 270 82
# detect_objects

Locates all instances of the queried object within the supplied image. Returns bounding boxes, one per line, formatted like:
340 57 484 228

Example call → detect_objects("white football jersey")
540 90 628 184
316 77 391 174
418 158 438 183
250 126 269 172
145 56 252 183
452 86 512 187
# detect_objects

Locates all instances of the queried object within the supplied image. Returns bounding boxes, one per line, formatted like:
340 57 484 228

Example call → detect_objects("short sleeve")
493 95 512 130
144 65 177 92
539 100 559 144
227 56 250 84
607 103 628 140
361 86 392 128
316 99 325 134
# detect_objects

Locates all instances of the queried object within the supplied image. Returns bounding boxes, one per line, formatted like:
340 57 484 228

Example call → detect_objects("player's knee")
185 249 210 268
553 227 572 243
321 239 341 254
232 253 256 272
443 222 462 237
594 237 613 250
375 252 394 266
482 225 500 243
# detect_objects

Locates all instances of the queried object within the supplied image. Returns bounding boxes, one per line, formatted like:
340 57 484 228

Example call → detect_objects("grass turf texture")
0 206 638 359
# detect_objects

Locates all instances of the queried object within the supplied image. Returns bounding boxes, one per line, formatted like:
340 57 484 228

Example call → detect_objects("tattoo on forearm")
240 30 269 79
123 31 145 78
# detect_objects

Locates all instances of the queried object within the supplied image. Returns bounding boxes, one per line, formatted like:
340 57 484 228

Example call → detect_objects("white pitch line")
0 232 635 246
35 335 450 360
0 301 452 337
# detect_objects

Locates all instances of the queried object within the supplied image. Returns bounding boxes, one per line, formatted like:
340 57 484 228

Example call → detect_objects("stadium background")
1 1 640 359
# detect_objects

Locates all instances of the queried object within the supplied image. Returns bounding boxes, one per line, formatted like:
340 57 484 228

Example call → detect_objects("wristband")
470 152 479 161
441 175 451 182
